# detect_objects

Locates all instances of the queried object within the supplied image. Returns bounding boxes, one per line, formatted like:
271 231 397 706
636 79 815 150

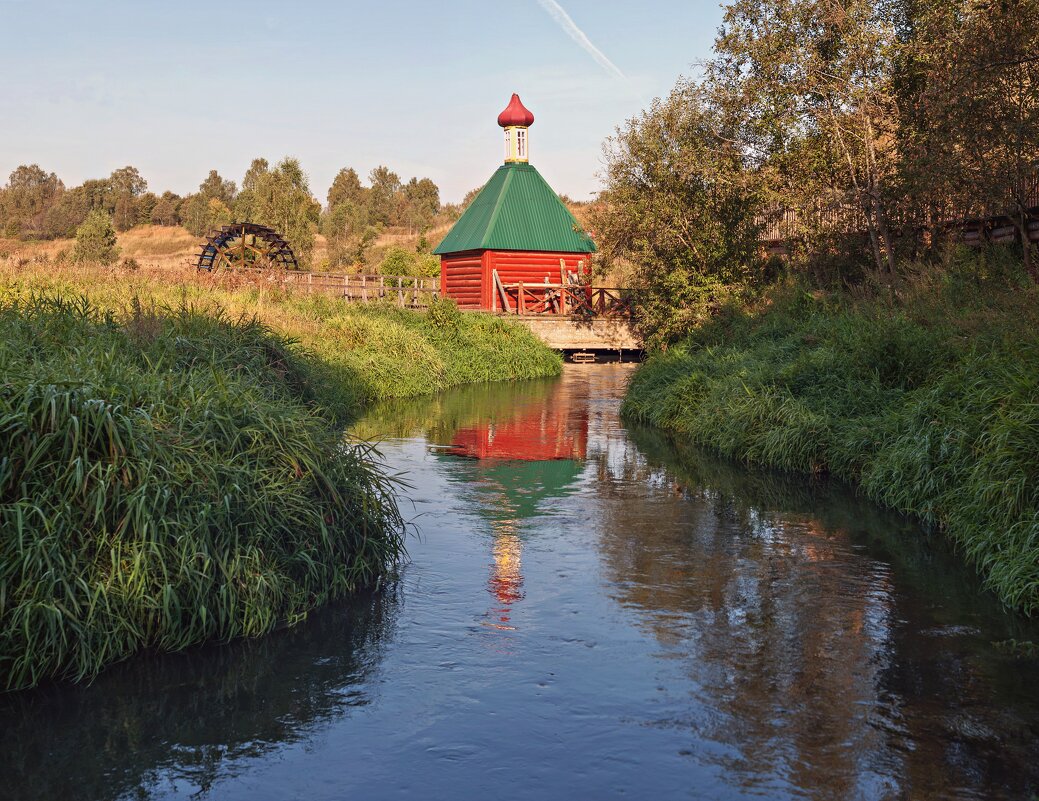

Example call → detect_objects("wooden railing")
496 280 633 318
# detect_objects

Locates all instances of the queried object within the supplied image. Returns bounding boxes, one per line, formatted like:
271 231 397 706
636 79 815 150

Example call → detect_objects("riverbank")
623 264 1039 613
0 262 562 415
0 264 562 690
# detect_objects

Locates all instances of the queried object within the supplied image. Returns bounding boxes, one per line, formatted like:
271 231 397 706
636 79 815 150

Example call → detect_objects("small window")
517 129 527 159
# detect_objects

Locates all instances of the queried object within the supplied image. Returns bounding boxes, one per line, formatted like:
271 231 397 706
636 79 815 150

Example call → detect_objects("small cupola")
498 93 534 164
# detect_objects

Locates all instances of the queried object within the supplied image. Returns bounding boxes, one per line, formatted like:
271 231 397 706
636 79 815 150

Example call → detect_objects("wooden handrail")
497 281 633 318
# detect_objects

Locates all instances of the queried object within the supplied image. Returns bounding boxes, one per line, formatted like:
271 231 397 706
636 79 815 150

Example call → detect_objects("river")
2 365 1038 800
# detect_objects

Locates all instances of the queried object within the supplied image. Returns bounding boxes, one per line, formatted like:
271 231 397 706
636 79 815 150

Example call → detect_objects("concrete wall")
511 316 641 351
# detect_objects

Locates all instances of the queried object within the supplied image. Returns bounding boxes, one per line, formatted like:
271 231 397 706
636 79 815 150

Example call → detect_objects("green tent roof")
434 162 597 255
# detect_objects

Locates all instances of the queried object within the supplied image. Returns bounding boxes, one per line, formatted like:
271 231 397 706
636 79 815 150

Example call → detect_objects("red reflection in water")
452 382 589 631
446 398 588 462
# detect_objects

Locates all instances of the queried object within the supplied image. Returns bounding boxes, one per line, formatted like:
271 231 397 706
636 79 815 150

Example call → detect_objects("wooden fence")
222 268 440 308
757 175 1039 246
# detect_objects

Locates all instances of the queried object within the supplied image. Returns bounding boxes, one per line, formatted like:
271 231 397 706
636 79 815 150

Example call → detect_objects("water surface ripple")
2 365 1038 800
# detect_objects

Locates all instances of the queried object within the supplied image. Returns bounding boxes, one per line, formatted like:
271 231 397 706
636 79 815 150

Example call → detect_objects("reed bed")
624 263 1039 613
0 296 412 690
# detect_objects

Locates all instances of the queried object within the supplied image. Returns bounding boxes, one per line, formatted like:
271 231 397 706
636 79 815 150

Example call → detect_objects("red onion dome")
497 93 535 128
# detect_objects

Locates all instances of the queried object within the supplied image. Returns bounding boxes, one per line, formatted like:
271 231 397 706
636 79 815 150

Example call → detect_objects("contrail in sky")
535 0 626 80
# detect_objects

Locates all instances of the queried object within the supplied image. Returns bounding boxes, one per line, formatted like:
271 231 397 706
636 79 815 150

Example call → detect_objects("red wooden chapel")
434 94 597 311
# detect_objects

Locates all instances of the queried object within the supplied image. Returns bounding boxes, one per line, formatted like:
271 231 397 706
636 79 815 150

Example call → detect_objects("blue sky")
0 0 725 203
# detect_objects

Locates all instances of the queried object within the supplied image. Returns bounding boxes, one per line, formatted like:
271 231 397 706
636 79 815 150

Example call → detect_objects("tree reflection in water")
0 588 400 801
587 422 1039 799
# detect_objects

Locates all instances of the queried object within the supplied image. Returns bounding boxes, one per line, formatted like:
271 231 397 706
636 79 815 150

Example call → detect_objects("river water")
2 365 1039 800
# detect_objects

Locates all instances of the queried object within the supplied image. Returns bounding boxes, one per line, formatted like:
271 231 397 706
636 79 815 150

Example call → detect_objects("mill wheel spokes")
195 222 299 271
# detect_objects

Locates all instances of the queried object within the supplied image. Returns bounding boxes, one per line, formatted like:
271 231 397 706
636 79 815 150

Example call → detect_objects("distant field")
0 223 458 273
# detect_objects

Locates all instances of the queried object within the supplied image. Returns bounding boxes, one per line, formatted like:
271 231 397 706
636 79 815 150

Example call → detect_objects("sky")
0 0 725 204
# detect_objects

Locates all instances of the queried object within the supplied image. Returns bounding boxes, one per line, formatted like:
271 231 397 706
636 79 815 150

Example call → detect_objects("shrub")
379 246 417 276
73 210 119 265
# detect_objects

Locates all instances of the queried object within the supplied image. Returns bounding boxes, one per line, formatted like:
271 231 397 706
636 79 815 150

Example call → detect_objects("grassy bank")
0 262 563 415
624 262 1039 613
0 264 561 689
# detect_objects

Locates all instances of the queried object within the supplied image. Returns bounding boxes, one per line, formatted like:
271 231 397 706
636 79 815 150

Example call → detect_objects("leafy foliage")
594 80 762 345
72 209 119 265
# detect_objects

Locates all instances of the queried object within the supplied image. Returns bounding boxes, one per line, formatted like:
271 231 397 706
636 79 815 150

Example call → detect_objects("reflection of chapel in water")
436 379 589 628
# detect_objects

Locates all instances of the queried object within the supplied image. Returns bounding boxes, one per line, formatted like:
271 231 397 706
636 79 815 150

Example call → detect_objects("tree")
400 177 440 232
242 158 269 192
367 166 402 226
327 167 366 211
180 194 232 237
902 0 1039 274
593 80 761 345
235 157 319 267
135 192 158 226
0 164 63 238
108 166 147 202
710 0 904 274
113 193 136 232
73 209 119 265
199 169 236 205
151 197 177 226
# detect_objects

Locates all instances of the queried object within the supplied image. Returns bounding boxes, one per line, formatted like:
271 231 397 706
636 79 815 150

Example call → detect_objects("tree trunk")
1021 207 1036 281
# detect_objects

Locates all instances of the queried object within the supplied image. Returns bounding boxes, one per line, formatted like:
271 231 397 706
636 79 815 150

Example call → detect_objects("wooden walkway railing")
494 278 633 318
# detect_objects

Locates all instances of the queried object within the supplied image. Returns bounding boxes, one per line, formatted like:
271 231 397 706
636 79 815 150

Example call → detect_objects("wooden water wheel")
195 222 298 271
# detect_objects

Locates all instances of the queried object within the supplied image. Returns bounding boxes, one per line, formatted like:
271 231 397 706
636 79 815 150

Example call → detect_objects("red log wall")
439 251 485 309
440 250 592 311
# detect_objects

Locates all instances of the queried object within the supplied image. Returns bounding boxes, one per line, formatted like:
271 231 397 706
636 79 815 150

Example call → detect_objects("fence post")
379 275 385 300
361 274 368 302
397 277 404 307
307 272 313 295
518 281 525 315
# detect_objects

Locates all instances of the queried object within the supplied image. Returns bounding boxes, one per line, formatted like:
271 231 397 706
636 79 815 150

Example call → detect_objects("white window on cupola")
517 128 527 160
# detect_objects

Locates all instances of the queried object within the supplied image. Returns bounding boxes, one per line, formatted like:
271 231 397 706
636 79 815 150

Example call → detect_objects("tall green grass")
0 296 411 690
624 269 1039 613
0 264 563 414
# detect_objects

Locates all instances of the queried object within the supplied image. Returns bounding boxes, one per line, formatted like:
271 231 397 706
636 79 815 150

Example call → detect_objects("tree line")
593 0 1039 342
0 159 445 270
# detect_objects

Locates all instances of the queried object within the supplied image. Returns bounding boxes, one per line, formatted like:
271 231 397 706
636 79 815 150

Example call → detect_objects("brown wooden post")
518 281 526 315
379 275 385 300
559 259 568 315
307 272 313 295
361 274 368 302
397 277 404 307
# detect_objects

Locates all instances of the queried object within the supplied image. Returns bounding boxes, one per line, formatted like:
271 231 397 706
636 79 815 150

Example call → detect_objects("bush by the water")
624 265 1039 613
0 296 409 690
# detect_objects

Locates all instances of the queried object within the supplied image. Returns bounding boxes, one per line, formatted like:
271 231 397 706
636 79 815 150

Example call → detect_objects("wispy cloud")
535 0 626 80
